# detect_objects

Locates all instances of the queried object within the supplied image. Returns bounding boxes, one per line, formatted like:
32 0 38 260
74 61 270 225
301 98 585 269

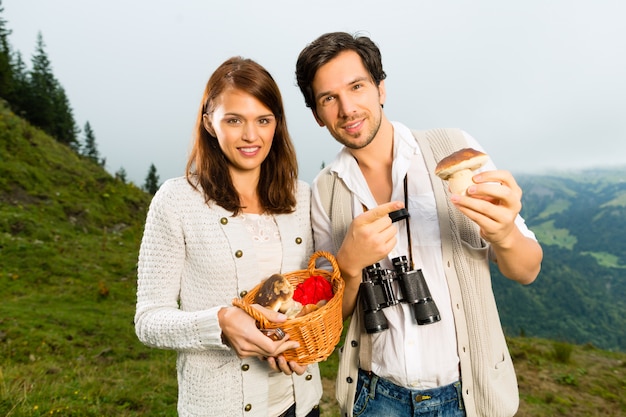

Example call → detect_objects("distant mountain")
493 168 626 351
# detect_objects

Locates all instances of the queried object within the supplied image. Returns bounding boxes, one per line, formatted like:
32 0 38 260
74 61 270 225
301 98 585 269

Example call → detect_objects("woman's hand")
218 304 307 375
218 304 299 358
265 356 308 376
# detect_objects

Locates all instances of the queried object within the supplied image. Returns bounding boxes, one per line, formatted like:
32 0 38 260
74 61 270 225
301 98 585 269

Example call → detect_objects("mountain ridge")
492 168 626 351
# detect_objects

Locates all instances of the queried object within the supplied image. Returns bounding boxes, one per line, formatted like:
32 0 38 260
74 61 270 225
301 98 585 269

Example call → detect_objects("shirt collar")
327 121 421 206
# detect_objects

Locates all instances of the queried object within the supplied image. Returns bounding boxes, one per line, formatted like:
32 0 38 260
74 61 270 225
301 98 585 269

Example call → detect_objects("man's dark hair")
295 31 387 110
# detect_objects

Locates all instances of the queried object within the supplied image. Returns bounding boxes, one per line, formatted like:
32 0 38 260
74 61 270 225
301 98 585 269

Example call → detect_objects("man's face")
311 50 386 150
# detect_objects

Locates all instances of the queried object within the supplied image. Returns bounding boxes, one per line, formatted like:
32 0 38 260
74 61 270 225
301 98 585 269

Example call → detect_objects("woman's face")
205 88 276 175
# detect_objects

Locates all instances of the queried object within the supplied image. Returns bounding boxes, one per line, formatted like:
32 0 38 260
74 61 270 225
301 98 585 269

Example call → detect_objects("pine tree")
51 85 79 150
115 167 127 183
0 0 14 101
26 32 78 148
9 52 29 116
25 33 55 130
82 121 99 163
143 164 160 195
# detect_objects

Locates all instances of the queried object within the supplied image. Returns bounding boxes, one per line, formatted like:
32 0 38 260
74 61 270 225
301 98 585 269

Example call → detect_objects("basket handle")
231 250 341 329
307 250 340 281
231 298 274 329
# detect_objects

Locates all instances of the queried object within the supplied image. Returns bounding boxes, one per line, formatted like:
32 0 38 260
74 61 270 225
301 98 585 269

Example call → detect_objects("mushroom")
253 274 301 317
435 148 489 195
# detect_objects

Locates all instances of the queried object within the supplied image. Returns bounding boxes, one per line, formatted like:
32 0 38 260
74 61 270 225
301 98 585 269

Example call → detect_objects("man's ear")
202 113 216 136
312 109 325 127
378 79 386 107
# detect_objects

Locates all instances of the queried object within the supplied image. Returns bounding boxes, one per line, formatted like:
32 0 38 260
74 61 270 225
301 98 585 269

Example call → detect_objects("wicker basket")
232 250 344 365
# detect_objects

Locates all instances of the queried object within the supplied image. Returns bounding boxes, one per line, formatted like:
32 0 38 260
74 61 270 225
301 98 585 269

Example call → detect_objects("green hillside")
0 101 178 415
1 103 625 416
493 169 626 351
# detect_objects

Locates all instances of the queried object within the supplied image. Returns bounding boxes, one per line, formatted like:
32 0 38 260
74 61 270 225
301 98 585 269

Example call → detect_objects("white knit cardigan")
135 177 322 417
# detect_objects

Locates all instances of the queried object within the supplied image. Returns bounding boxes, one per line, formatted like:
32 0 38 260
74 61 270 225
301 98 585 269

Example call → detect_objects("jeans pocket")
352 372 372 416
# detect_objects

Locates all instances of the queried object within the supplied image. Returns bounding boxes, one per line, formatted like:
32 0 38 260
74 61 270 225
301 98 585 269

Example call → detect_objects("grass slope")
0 102 177 415
320 336 626 417
1 104 625 416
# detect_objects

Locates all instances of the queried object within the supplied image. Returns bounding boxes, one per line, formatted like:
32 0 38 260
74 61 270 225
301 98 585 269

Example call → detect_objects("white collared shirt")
311 121 536 389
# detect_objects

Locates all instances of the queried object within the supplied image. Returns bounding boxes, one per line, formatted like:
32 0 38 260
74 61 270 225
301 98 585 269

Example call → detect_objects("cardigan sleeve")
134 179 228 352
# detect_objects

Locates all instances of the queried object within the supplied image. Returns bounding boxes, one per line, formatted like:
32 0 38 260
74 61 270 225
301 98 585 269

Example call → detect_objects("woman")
135 57 322 417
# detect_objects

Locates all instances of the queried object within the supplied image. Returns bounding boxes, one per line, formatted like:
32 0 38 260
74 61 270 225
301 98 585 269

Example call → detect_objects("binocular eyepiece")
359 209 441 334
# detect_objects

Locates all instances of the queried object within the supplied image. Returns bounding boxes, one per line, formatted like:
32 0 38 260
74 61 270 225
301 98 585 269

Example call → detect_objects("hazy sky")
4 0 626 185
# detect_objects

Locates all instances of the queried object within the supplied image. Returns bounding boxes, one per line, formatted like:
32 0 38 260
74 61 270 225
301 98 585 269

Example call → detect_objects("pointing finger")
358 201 404 224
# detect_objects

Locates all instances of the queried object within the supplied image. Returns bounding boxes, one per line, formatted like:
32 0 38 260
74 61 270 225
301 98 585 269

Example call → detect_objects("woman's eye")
259 117 275 125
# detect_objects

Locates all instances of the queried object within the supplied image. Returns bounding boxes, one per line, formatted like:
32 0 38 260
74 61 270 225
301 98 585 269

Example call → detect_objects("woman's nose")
242 123 257 141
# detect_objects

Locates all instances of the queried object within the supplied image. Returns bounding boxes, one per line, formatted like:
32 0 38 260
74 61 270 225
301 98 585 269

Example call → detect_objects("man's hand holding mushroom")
435 148 521 245
451 169 523 247
435 147 542 284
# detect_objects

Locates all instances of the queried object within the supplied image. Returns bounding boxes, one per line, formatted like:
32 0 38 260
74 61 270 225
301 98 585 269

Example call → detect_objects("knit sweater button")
305 374 312 381
240 290 248 297
235 250 243 258
241 364 250 371
220 217 228 225
244 404 252 412
295 237 302 244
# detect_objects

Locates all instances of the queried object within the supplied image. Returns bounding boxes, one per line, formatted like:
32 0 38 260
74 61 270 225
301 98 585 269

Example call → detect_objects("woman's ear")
202 113 216 136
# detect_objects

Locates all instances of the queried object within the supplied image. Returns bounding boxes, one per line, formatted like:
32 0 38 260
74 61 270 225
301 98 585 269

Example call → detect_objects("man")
295 32 542 417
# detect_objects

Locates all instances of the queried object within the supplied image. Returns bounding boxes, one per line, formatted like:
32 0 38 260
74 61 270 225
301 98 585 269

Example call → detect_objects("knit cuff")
196 305 229 349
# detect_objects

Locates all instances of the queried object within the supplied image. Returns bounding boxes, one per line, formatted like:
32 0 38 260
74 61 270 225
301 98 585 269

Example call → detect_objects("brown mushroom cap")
435 148 489 180
254 274 294 311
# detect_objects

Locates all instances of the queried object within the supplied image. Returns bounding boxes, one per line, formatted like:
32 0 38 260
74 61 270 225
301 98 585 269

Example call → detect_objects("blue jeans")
353 369 466 417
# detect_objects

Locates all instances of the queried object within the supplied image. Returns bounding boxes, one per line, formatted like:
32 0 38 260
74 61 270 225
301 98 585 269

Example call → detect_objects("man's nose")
337 95 357 117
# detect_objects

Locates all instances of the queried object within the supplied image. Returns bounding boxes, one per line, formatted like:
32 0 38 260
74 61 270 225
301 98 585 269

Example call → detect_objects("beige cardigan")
317 128 519 417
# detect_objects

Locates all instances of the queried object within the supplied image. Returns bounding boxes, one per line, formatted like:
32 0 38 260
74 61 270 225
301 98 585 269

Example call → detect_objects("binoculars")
359 209 441 334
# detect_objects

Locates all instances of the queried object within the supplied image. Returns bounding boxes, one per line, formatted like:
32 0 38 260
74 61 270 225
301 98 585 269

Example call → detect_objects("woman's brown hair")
186 57 298 215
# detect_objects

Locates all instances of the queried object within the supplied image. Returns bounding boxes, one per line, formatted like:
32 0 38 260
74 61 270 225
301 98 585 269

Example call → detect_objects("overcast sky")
4 0 626 185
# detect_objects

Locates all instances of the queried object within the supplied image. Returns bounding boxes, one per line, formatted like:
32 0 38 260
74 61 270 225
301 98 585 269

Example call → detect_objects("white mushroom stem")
447 169 475 195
